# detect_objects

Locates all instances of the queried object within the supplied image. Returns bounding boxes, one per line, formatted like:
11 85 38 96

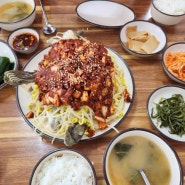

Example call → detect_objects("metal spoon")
139 169 151 185
39 0 56 35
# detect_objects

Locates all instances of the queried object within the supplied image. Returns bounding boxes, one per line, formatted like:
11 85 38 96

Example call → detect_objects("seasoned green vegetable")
130 170 143 185
0 56 15 84
151 94 185 136
0 56 10 75
114 142 132 159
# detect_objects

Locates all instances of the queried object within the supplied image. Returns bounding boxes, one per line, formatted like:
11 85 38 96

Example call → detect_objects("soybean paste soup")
0 2 33 22
108 136 171 185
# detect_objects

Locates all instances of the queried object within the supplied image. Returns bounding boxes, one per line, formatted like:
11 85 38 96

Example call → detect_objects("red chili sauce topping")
34 39 114 124
12 33 38 50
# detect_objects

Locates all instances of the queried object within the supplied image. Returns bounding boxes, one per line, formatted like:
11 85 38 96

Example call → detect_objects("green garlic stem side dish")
0 56 15 84
151 94 185 137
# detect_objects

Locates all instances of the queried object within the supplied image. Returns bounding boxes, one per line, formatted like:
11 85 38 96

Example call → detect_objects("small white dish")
162 42 185 85
76 0 135 28
120 20 167 57
147 85 185 142
0 40 18 89
30 148 97 185
7 27 40 54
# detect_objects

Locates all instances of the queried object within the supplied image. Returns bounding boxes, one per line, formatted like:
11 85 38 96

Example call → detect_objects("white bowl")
0 0 36 31
147 85 185 142
7 27 40 54
162 42 185 85
0 40 18 89
120 20 167 57
30 148 97 185
151 0 185 26
103 128 183 185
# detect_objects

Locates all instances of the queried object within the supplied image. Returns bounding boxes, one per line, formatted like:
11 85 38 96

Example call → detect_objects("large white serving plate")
16 46 134 142
147 85 185 142
76 0 135 28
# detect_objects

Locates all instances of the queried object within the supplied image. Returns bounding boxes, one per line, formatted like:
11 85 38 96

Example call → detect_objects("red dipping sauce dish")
7 27 40 54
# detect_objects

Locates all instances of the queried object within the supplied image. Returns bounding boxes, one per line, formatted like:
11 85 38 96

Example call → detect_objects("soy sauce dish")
30 149 97 185
7 27 40 54
103 129 183 185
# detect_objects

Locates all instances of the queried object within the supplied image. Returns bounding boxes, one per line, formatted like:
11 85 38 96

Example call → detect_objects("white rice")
153 0 185 15
34 153 93 185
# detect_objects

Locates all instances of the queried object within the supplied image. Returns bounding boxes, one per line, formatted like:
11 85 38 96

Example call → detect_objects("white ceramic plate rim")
76 0 136 28
0 39 18 89
16 46 134 142
147 85 185 142
29 148 97 185
103 128 183 185
120 20 167 56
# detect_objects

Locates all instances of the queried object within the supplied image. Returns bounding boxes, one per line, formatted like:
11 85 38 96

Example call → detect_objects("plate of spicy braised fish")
5 31 134 146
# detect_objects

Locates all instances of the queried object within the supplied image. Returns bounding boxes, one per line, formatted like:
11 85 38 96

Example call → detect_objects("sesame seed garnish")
34 39 115 119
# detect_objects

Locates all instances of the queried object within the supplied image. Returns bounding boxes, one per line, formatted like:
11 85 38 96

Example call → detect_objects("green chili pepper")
0 56 15 84
0 56 10 75
0 62 10 83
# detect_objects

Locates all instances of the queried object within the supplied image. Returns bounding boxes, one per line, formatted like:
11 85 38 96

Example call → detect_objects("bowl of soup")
0 0 36 31
103 128 183 185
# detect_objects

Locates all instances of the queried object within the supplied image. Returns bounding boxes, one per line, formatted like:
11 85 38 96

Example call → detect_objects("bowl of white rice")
29 149 97 185
151 0 185 25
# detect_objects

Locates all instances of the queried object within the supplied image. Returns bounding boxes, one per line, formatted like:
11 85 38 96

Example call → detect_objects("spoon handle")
139 170 151 185
38 0 49 24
